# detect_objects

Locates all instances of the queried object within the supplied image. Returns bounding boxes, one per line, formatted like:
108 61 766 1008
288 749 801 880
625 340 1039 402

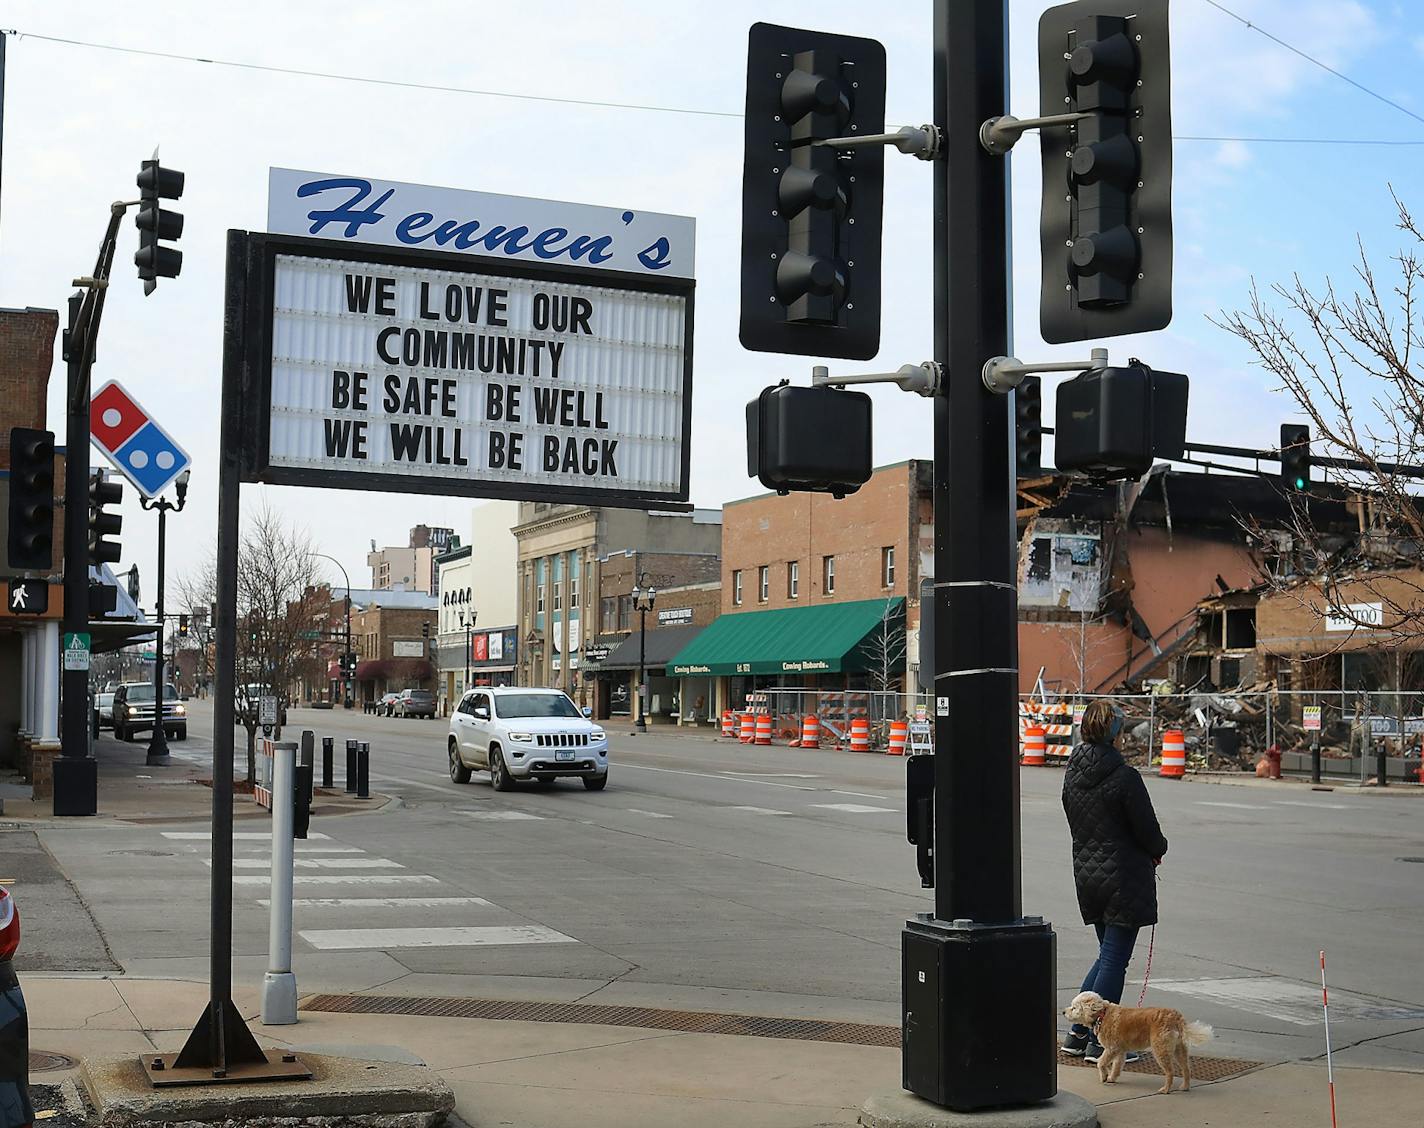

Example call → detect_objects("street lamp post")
631 574 657 733
312 553 353 709
139 471 190 765
459 611 477 692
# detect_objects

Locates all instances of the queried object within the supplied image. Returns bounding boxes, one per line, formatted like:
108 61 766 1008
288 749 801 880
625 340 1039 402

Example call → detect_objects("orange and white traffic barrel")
887 720 909 756
755 712 773 745
850 717 871 752
739 712 755 744
721 710 734 738
1021 725 1047 767
800 715 820 749
1160 729 1186 778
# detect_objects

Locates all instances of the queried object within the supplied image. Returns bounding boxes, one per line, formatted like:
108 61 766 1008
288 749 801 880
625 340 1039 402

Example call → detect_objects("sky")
4 0 1424 605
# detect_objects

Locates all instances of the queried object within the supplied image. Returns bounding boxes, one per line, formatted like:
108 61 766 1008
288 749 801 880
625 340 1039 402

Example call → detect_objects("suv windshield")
494 693 581 719
126 685 177 703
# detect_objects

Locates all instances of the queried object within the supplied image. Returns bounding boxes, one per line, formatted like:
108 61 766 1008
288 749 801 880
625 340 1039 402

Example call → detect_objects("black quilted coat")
1062 741 1169 928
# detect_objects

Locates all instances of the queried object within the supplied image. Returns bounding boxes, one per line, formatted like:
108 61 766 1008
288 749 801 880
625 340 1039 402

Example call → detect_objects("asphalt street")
25 699 1424 1073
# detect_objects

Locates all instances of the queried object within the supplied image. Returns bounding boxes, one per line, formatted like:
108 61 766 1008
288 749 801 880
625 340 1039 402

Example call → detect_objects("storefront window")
569 550 581 610
823 555 835 594
882 546 896 588
602 596 617 632
758 566 769 602
788 561 799 599
732 569 743 606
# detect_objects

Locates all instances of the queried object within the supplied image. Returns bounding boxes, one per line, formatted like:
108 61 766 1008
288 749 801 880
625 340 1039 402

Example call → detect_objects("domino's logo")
90 381 191 498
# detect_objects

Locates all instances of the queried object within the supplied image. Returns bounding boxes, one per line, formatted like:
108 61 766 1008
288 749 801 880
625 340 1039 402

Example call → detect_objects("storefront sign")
657 607 694 626
487 631 503 661
393 640 425 658
1325 602 1383 631
234 174 697 511
473 633 489 662
584 644 612 663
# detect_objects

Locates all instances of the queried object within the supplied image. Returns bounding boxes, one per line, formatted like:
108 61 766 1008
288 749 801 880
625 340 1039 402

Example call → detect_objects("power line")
1201 0 1424 130
6 26 1424 150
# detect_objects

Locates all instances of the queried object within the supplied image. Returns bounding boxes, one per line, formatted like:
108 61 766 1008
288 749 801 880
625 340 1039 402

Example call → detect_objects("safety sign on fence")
1303 706 1323 732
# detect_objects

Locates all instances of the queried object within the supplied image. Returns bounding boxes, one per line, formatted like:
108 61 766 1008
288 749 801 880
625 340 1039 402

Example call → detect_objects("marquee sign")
232 174 696 510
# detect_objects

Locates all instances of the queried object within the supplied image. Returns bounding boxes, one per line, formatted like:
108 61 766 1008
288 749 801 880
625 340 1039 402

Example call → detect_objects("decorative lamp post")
139 470 190 765
312 553 354 709
631 574 657 732
459 610 477 692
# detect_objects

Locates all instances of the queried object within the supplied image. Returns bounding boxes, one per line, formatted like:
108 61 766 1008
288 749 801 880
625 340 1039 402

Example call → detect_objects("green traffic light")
1295 478 1306 490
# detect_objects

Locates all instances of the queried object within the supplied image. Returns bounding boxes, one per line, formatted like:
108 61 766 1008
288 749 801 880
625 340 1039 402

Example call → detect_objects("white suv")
449 687 609 791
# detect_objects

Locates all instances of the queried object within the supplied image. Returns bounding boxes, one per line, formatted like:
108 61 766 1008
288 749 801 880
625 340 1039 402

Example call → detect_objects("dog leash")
1136 924 1156 1007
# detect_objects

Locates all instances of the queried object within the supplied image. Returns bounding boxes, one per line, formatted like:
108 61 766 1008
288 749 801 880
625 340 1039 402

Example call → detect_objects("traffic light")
1015 376 1043 477
747 383 872 497
739 23 887 360
421 621 430 639
7 427 55 570
1054 361 1187 480
88 471 123 565
1037 0 1172 343
134 158 185 295
1280 424 1311 493
178 613 190 637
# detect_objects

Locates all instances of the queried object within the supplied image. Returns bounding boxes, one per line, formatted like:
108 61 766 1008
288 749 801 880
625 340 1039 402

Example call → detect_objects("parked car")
394 689 437 719
235 683 288 726
0 886 32 1126
112 682 186 742
448 686 608 791
94 691 115 730
378 691 402 717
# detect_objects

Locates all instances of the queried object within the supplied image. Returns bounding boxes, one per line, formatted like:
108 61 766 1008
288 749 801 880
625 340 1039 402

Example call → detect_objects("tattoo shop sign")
233 171 696 509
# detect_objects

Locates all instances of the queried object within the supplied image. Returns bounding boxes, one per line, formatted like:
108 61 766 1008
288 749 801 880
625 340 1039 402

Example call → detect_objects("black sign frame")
228 231 696 511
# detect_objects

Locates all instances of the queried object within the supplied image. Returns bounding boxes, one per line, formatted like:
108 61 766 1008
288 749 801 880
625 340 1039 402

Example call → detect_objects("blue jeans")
1071 922 1140 1037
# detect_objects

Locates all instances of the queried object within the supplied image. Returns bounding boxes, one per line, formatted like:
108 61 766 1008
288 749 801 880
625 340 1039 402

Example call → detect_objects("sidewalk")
16 975 1423 1127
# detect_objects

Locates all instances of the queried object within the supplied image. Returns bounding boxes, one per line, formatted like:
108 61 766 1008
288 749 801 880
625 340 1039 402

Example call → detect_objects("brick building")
343 593 438 705
669 462 929 719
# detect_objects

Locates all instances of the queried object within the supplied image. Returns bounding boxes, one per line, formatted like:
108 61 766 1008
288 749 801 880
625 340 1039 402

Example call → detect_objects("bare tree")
179 505 324 783
1218 191 1424 636
865 598 908 694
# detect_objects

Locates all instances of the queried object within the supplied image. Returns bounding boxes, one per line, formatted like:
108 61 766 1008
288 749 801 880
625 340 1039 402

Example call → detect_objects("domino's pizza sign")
90 380 192 498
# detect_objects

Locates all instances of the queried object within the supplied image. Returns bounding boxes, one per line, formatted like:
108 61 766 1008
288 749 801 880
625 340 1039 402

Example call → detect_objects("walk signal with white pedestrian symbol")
7 427 55 571
135 158 185 295
7 579 48 616
90 380 192 499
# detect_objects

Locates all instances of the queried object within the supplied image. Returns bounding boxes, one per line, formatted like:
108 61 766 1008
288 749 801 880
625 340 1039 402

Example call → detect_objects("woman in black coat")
1061 699 1169 1061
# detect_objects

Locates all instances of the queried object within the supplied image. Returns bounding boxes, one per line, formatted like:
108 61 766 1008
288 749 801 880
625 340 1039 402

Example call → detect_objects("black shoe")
1061 1032 1092 1057
1085 1042 1139 1065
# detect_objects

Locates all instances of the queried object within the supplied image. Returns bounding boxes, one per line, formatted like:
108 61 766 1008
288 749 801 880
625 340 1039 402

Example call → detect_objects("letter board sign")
231 177 695 510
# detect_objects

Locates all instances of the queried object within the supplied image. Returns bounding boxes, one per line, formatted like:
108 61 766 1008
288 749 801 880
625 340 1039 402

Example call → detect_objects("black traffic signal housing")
740 23 887 360
135 158 185 295
88 582 117 618
421 621 430 639
1280 423 1311 493
1055 361 1187 480
88 471 123 566
747 383 872 498
1038 0 1171 343
7 427 55 571
178 613 190 637
1015 376 1044 477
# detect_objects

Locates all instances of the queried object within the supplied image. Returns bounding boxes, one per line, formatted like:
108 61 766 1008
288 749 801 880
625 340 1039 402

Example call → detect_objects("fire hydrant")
1265 743 1282 780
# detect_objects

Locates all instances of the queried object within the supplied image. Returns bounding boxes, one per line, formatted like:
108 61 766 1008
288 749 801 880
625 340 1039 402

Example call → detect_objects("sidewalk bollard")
293 764 312 840
321 736 333 790
345 739 357 794
261 741 298 1025
356 742 370 800
1377 742 1389 788
300 729 314 774
1311 738 1322 785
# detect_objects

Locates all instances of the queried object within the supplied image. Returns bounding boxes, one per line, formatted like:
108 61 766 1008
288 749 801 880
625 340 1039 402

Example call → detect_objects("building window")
602 596 617 632
788 561 799 599
823 555 835 595
882 546 896 588
536 585 545 615
569 566 580 610
553 580 562 612
618 594 633 630
758 565 769 603
732 570 743 606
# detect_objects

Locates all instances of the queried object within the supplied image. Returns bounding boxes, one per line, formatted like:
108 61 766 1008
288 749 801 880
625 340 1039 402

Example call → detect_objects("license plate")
556 750 576 762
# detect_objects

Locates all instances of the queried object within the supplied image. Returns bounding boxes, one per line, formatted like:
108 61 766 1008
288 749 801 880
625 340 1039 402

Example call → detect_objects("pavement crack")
569 964 642 1004
439 1030 682 1071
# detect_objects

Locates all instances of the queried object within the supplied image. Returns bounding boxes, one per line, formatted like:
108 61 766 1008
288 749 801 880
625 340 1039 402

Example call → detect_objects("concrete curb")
860 1089 1098 1128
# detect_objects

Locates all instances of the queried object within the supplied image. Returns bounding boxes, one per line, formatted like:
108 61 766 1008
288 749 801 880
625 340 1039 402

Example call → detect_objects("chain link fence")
747 688 932 750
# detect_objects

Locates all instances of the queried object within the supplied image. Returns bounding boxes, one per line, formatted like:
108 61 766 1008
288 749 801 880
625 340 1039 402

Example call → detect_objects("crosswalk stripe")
460 810 543 820
728 806 792 816
164 831 331 840
209 858 403 870
625 808 674 819
811 803 896 814
232 874 440 886
299 925 578 950
1274 800 1351 810
261 897 494 909
1197 801 1267 810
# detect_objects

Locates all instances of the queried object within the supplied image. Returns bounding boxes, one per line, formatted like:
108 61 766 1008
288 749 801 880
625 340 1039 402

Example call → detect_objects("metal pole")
321 736 333 790
172 229 266 1074
147 504 171 763
260 741 297 1025
356 741 370 800
636 604 648 732
900 1 1054 1110
345 739 357 793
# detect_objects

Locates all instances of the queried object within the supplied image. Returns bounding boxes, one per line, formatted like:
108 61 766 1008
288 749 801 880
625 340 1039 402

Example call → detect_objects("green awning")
667 597 904 677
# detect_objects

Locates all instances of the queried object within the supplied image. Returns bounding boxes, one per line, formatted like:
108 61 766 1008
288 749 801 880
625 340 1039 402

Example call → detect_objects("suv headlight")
508 732 534 743
175 704 186 715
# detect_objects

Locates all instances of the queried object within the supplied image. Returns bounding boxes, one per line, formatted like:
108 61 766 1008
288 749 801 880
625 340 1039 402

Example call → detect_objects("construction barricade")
1160 729 1186 778
721 710 735 738
755 712 773 746
1021 725 1047 767
797 715 820 749
850 717 871 752
887 720 909 756
1021 699 1074 761
739 713 755 744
